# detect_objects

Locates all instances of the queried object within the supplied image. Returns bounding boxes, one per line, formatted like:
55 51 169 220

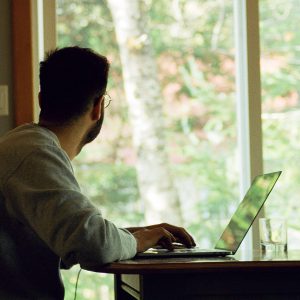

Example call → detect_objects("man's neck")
38 120 86 160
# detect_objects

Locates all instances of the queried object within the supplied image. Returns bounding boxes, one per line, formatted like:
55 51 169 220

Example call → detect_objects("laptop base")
136 247 232 258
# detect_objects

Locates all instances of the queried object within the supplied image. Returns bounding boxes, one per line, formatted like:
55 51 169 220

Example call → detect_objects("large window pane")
56 1 238 299
260 0 300 248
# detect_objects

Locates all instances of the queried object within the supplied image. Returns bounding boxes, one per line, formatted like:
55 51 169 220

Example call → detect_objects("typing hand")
131 223 196 253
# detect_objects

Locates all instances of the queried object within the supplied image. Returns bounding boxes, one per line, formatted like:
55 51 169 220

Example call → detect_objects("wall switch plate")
0 85 9 116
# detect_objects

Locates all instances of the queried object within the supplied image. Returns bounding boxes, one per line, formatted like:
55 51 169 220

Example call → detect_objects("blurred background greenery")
56 0 300 299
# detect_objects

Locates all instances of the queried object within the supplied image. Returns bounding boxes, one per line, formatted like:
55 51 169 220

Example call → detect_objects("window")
260 0 300 249
56 0 241 299
57 0 241 244
31 0 300 299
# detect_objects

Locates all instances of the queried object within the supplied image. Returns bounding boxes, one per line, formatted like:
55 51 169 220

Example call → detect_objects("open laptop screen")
215 171 282 253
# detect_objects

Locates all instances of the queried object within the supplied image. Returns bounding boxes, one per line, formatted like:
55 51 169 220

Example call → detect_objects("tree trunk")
107 0 183 225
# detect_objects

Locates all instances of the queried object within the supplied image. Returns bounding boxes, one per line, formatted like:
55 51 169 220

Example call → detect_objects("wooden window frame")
12 0 56 126
12 0 35 126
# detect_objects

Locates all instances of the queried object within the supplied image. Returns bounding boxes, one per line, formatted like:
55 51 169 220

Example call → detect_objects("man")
0 46 195 299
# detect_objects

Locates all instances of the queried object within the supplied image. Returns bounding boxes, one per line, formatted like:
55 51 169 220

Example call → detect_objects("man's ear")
91 97 102 121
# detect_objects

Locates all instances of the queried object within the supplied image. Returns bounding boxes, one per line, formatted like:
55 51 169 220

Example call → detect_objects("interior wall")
0 0 13 135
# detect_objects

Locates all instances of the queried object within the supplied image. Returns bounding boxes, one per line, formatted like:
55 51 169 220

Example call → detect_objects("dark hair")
39 46 110 124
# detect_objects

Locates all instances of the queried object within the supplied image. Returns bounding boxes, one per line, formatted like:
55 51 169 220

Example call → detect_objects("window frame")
234 0 263 253
12 0 35 126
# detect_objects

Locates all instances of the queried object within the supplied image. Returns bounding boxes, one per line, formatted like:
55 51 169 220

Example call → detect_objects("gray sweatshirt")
0 123 137 299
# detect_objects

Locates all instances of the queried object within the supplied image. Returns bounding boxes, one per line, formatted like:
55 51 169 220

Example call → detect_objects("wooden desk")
95 250 300 300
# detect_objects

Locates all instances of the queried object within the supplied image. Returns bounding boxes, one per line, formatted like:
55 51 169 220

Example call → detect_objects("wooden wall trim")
12 0 35 126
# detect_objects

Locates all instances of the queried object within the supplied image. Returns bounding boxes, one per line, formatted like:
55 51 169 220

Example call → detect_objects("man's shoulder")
1 123 59 148
0 124 69 185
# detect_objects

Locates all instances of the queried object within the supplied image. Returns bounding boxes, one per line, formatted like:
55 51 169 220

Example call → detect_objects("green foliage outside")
56 0 300 299
74 162 143 225
260 0 300 231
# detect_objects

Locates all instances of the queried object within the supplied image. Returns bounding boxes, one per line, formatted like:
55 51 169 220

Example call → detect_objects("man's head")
39 46 110 127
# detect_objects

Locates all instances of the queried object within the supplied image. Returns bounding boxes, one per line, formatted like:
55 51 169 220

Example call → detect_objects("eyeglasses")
103 93 112 108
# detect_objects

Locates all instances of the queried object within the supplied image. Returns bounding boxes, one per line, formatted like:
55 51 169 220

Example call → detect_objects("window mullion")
234 0 263 255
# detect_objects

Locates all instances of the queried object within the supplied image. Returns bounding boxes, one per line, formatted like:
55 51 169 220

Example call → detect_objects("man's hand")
128 223 196 253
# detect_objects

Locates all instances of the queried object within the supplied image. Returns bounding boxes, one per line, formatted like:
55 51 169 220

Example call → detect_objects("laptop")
136 171 282 258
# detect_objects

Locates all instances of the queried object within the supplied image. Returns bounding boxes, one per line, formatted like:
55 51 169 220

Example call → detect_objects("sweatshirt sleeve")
3 146 137 269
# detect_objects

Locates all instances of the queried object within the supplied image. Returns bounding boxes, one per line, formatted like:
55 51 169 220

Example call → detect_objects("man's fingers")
133 223 197 253
147 223 196 247
176 228 196 247
159 237 174 251
161 223 196 247
133 227 178 252
154 227 176 244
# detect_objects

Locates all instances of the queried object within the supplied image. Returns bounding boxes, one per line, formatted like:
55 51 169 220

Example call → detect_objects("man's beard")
80 110 104 148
